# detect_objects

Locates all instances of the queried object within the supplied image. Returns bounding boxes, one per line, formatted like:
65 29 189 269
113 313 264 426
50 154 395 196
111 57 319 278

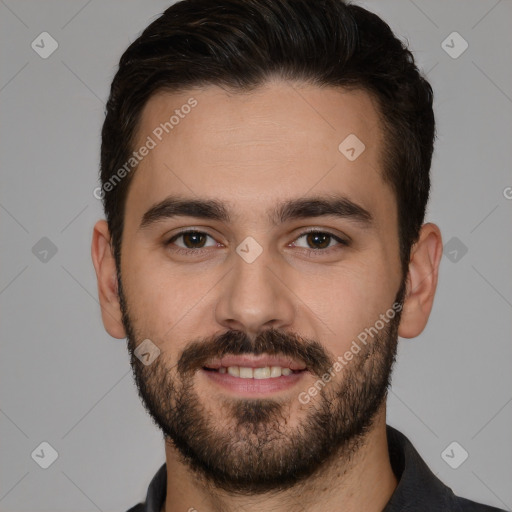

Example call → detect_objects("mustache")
177 328 334 378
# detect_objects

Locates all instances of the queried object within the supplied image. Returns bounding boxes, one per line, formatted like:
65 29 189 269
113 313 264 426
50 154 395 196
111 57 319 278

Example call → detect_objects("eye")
291 230 348 252
166 230 219 251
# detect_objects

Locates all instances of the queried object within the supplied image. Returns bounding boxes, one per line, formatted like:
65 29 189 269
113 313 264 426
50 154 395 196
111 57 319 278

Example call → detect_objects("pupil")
184 233 206 248
307 233 329 249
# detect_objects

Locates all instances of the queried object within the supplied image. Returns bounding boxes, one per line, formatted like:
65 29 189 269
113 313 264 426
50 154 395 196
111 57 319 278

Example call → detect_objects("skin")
92 80 443 512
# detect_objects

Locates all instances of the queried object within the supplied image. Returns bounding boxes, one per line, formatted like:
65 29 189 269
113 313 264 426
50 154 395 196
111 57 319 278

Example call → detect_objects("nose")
214 247 295 338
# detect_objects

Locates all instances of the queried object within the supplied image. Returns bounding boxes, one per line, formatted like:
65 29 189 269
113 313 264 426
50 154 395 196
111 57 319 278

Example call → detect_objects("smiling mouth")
202 366 306 379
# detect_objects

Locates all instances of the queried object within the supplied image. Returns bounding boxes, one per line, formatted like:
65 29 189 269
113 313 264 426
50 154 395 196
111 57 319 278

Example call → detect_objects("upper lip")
203 354 307 371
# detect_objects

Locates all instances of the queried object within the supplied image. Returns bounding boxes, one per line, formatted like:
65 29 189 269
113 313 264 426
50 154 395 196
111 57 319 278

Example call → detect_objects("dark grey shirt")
127 425 506 512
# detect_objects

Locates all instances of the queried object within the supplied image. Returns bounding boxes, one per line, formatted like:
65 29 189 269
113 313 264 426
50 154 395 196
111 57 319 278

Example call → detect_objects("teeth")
270 366 282 377
253 367 270 379
215 366 299 378
239 367 253 378
227 366 240 377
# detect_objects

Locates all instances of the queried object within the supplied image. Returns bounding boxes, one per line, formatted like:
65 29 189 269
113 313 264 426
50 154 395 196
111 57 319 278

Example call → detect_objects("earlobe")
91 219 126 339
398 223 443 339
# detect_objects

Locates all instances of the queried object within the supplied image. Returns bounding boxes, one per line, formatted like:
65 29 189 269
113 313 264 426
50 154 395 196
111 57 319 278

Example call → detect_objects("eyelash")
164 228 349 257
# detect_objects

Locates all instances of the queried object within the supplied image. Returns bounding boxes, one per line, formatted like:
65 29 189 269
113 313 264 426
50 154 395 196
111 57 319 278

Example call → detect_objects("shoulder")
385 425 507 512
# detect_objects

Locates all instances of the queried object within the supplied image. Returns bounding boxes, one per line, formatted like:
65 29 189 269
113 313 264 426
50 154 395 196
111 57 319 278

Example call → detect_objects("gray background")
1 0 511 510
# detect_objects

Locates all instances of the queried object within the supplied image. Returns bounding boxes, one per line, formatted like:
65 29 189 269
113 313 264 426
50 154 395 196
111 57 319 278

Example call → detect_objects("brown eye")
305 232 331 249
181 232 207 248
292 230 347 251
167 231 217 250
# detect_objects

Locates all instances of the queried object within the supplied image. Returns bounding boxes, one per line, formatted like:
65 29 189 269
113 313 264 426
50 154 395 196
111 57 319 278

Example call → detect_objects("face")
117 81 405 492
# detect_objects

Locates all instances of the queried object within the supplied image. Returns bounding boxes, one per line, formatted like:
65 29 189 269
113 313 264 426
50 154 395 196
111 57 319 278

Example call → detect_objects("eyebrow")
139 194 373 230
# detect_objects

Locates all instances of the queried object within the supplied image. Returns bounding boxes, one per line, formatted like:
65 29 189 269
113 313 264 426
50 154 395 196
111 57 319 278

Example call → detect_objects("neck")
162 404 397 512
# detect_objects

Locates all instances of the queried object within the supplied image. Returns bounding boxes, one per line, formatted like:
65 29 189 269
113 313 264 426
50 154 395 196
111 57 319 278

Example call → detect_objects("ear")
398 223 443 339
91 219 126 339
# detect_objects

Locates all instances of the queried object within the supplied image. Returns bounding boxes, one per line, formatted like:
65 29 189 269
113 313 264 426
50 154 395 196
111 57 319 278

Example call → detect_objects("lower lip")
201 368 307 396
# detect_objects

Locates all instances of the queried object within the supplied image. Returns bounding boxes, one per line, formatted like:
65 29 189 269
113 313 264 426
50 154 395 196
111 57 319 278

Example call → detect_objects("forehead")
126 80 393 226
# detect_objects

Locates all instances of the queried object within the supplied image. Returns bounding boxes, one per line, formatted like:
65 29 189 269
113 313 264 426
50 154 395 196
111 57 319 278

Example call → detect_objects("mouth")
202 365 306 379
200 355 309 395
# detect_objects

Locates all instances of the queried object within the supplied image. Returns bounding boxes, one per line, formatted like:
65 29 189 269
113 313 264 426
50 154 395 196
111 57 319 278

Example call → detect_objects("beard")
119 275 406 495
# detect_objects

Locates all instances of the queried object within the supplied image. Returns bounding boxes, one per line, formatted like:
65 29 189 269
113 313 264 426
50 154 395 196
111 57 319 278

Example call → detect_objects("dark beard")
119 276 406 494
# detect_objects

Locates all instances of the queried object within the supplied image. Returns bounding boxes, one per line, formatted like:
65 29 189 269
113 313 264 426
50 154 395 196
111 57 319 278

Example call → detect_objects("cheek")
121 252 220 340
128 277 187 332
120 273 195 367
294 258 397 353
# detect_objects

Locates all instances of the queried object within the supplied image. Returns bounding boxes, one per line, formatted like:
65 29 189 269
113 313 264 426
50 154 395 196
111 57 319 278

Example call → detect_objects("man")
91 0 505 510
